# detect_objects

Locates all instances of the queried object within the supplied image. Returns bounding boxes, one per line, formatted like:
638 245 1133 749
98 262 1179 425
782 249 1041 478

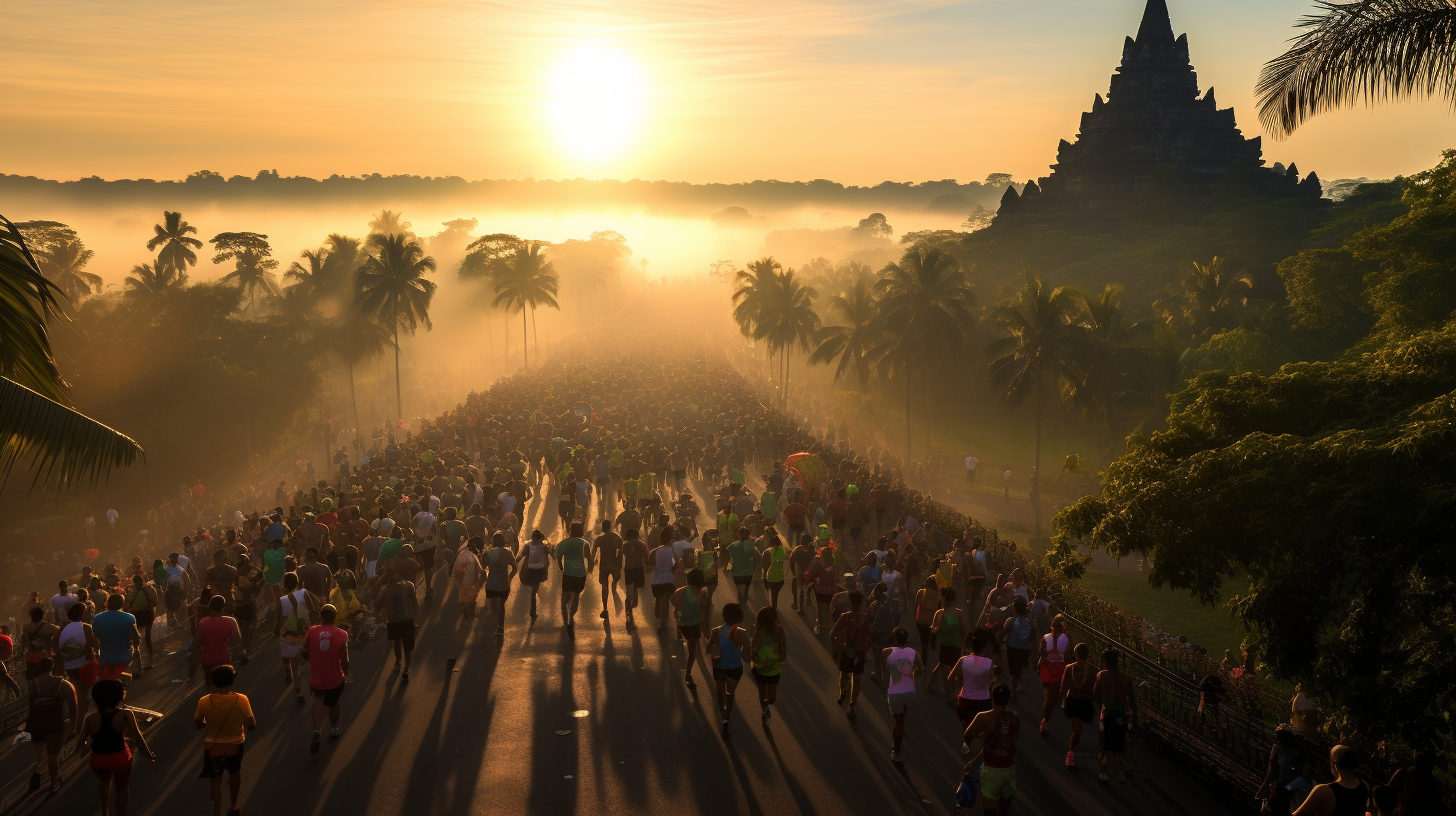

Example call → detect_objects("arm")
124 710 155 760
1292 786 1333 816
339 640 350 677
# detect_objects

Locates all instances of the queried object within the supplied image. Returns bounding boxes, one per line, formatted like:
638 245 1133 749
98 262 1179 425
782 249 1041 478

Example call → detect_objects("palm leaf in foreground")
1 369 143 489
1257 0 1456 138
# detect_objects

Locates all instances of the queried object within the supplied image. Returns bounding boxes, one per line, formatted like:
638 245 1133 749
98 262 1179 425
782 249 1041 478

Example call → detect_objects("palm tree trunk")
485 311 495 376
784 350 791 411
393 325 403 423
531 306 539 355
904 368 913 461
522 310 529 368
1033 380 1044 538
348 360 361 450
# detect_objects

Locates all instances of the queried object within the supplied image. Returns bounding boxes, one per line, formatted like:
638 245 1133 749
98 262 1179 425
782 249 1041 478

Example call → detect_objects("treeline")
0 171 1008 215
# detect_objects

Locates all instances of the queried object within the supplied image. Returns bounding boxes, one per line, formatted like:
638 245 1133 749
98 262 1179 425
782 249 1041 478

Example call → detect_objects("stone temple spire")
1134 0 1175 47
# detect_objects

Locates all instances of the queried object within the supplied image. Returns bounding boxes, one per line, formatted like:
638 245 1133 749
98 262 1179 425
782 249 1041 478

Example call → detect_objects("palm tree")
875 246 977 459
369 210 413 239
1161 257 1254 343
38 237 101 303
0 215 141 488
124 261 188 297
751 270 820 408
322 235 364 307
323 308 395 445
809 274 882 389
1256 0 1456 139
1068 284 1147 443
221 250 281 318
285 248 330 304
354 232 438 420
146 211 203 277
459 233 525 369
986 270 1082 535
491 242 559 368
732 257 786 385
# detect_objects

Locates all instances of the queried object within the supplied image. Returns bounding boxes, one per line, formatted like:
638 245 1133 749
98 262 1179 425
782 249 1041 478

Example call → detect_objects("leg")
210 776 224 816
892 712 906 749
96 769 114 816
722 677 739 718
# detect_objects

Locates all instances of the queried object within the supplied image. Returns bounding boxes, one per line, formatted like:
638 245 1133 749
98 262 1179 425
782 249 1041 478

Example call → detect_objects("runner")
963 683 1019 816
194 665 257 816
452 536 485 624
760 533 788 609
24 658 75 793
1093 648 1138 782
92 593 139 681
867 583 899 680
621 527 648 626
274 574 316 702
376 572 419 680
556 522 593 637
806 546 840 636
949 627 995 754
57 602 99 726
410 503 439 600
913 575 941 666
302 604 350 754
78 678 154 816
232 557 261 665
749 605 785 722
1292 746 1369 816
649 530 678 628
726 526 757 607
516 530 553 622
707 602 748 735
594 519 623 620
928 587 962 696
1002 595 1034 698
482 532 517 635
196 596 240 688
883 627 922 761
20 608 58 680
123 574 158 671
789 533 814 612
1059 642 1095 768
671 569 711 688
828 590 871 719
1037 614 1069 736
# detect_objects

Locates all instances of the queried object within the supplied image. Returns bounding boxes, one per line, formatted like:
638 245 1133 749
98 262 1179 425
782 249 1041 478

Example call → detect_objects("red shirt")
0 633 12 661
197 615 234 666
306 624 347 689
784 503 808 525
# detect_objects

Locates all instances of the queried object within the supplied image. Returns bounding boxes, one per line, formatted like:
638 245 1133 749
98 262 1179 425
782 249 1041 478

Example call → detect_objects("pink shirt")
306 624 347 689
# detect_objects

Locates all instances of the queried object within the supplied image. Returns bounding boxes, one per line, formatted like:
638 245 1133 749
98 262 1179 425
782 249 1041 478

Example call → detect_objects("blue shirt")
93 610 135 665
265 522 288 542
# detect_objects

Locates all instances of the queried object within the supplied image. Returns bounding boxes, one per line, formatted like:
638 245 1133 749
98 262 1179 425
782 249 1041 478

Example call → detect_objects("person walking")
376 573 418 680
194 664 256 816
303 605 350 754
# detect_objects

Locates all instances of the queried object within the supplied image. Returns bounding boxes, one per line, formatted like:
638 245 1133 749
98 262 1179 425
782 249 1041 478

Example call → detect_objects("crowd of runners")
6 347 1442 816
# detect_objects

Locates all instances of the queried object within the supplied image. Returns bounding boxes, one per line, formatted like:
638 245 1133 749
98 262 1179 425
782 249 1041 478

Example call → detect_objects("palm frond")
1 376 143 489
1257 0 1456 138
0 215 68 402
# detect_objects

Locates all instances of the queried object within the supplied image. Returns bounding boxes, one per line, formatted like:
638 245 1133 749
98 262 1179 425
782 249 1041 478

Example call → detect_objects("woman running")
24 658 75 793
964 683 1019 816
761 533 788 609
1002 595 1034 698
274 573 315 702
1060 643 1095 768
884 627 922 762
453 536 485 623
913 576 941 665
928 587 961 696
671 569 711 688
123 575 158 672
78 678 155 816
517 529 553 621
749 605 785 722
949 627 995 755
21 607 59 680
1093 648 1138 782
867 583 899 680
1037 614 1069 735
707 602 748 735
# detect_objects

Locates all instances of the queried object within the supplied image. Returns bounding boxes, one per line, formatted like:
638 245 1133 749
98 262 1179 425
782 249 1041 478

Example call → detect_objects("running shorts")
1007 646 1030 675
938 644 961 668
134 609 156 627
90 748 133 773
1065 696 1095 723
625 567 645 587
888 692 914 716
837 653 866 674
100 663 130 682
678 623 701 640
958 695 993 726
765 579 784 591
980 764 1016 800
198 743 245 778
751 669 780 686
313 683 346 708
733 574 753 586
651 583 674 599
562 575 586 593
485 589 510 600
713 664 743 683
387 620 416 650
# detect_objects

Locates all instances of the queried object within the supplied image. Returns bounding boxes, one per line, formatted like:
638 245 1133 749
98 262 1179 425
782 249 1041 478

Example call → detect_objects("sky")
4 0 1453 186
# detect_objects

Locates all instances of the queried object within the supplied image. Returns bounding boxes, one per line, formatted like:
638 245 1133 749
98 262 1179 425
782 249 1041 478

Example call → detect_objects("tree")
459 234 525 365
852 212 894 238
323 307 394 445
750 269 820 408
809 273 882 389
1159 257 1254 343
212 232 281 318
876 245 976 459
146 211 204 277
490 242 559 368
1052 323 1456 749
986 270 1080 533
14 222 101 302
1256 0 1456 139
285 248 331 304
124 261 188 297
731 257 783 340
1069 284 1148 442
354 232 437 420
368 210 413 239
0 215 141 488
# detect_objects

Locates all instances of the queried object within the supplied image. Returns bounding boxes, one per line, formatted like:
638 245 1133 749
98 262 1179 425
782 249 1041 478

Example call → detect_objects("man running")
194 664 256 816
376 572 418 680
482 532 517 635
829 590 871 719
964 684 1020 816
195 596 240 689
1093 648 1137 782
726 526 757 607
556 522 592 638
707 602 748 735
672 569 711 688
648 530 678 628
410 503 438 600
621 528 648 626
884 627 922 761
594 519 623 621
303 604 350 754
92 593 139 682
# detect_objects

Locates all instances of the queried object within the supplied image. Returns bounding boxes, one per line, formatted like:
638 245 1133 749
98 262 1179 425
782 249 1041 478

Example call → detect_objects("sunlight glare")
549 44 643 160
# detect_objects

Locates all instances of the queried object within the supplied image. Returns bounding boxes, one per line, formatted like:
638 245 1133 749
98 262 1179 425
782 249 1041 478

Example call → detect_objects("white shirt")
498 493 517 515
965 456 979 471
411 510 436 544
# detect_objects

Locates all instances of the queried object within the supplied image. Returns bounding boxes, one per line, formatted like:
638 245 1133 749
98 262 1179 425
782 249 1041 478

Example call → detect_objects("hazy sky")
5 0 1452 185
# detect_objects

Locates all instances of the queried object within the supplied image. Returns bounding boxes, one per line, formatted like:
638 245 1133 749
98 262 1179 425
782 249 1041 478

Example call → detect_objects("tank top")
872 598 899 633
698 550 717 580
754 630 782 676
679 588 703 626
982 710 1017 769
129 587 150 610
1007 615 1032 649
959 654 994 701
58 622 90 670
915 591 937 624
1329 781 1369 816
717 625 742 669
940 611 961 650
92 709 127 756
766 546 786 582
1043 633 1069 665
525 541 550 569
886 646 918 694
26 678 67 733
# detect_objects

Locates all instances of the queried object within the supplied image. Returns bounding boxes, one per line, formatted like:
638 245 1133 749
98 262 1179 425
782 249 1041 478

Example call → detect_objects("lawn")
1076 567 1249 660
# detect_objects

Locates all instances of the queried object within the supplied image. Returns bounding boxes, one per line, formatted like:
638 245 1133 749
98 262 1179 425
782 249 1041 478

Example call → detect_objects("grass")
1076 567 1249 660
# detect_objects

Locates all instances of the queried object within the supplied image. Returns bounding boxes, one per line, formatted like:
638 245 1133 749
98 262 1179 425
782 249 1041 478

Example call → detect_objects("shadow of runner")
527 642 579 815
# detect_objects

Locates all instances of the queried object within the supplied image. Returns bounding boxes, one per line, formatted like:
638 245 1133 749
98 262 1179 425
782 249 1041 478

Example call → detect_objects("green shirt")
439 519 467 550
761 492 777 518
377 537 404 567
766 544 788 582
728 538 757 576
557 537 589 578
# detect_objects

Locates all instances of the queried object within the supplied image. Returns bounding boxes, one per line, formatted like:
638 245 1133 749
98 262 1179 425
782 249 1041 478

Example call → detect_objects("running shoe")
890 747 902 762
960 741 970 755
813 624 821 635
762 708 772 722
1040 718 1049 736
600 610 608 619
1065 751 1076 767
330 727 339 739
310 732 321 754
401 672 410 683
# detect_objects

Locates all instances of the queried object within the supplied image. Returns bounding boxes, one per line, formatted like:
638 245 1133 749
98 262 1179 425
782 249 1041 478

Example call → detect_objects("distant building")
995 0 1321 231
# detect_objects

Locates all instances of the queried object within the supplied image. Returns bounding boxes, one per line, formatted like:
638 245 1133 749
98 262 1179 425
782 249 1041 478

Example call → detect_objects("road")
19 470 1240 816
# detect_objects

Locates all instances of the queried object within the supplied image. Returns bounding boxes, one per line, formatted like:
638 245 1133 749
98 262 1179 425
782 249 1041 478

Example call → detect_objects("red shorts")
99 663 130 681
90 748 133 773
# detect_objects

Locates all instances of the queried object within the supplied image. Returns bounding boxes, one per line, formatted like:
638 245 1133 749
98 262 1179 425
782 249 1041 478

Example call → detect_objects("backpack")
282 593 309 636
955 763 981 808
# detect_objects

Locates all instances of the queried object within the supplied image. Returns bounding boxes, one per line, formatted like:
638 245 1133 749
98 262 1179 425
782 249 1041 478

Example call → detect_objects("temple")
995 0 1321 230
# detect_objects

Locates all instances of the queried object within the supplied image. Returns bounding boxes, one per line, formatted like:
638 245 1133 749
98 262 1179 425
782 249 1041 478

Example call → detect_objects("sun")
549 45 643 160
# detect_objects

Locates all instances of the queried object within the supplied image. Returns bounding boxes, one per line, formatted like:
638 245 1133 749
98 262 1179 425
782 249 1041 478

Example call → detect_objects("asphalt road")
22 471 1240 816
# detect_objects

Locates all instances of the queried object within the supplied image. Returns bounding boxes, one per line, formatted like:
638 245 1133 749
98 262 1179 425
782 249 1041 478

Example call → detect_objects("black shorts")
733 574 753 586
485 588 510 599
312 683 345 708
752 669 780 685
1065 696 1095 723
598 565 621 581
837 653 866 674
713 664 744 683
521 566 547 586
1007 646 1030 674
562 575 586 593
233 603 256 623
832 518 846 530
133 609 156 627
765 579 784 591
625 567 645 587
938 644 961 667
679 623 701 640
651 583 674 599
197 743 245 778
386 620 416 650
417 547 436 570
